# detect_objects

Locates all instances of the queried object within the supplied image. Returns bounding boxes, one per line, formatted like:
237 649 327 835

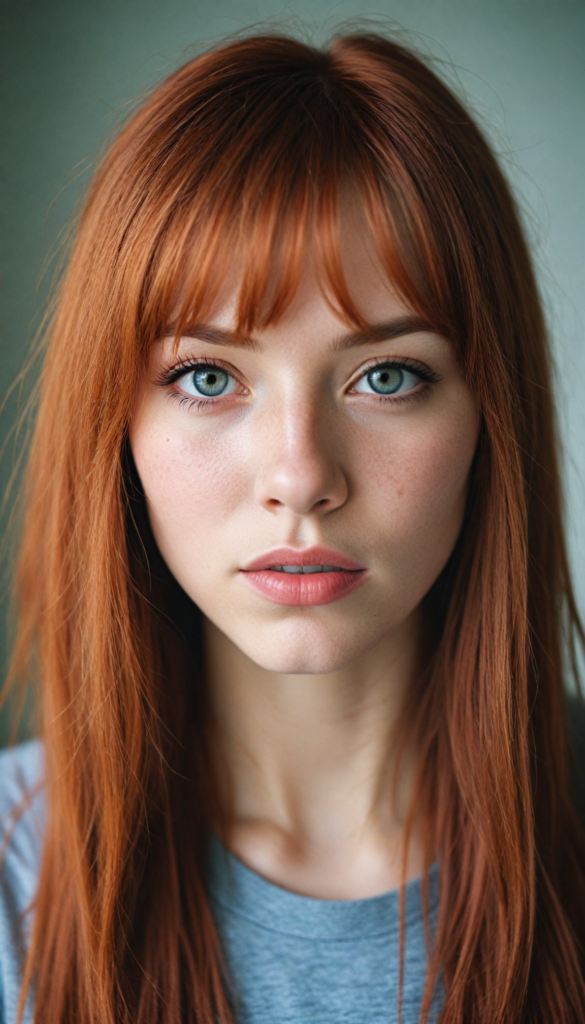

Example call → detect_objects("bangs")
135 50 455 349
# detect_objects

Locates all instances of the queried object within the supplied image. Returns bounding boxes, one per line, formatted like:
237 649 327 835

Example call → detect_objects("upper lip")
242 546 365 572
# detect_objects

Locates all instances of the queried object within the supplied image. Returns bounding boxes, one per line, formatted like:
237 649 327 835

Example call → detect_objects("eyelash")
155 358 246 411
348 356 441 405
154 355 442 410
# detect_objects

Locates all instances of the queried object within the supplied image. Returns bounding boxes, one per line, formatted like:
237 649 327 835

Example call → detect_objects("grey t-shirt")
208 833 443 1023
0 740 443 1023
2 702 585 1022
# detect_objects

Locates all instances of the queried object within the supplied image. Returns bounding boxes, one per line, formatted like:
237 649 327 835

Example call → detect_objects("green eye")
193 367 229 396
354 364 420 396
178 364 238 398
367 367 403 394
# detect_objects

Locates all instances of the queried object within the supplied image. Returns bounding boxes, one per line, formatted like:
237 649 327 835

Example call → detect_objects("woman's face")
130 225 479 674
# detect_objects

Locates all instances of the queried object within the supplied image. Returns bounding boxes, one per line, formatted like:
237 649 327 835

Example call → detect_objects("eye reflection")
354 364 421 396
178 365 238 398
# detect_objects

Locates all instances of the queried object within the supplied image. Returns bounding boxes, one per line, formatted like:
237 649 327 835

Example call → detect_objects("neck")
204 612 424 899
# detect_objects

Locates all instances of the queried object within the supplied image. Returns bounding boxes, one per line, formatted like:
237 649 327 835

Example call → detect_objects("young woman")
1 29 584 1024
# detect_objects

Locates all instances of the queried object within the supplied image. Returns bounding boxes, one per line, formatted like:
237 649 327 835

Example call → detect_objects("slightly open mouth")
266 565 346 574
242 561 366 605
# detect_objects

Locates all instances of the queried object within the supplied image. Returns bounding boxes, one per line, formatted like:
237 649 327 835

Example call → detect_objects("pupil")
368 366 403 394
194 367 228 396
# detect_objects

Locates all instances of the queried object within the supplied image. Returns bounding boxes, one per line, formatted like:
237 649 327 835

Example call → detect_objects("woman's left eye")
353 364 422 396
176 364 239 398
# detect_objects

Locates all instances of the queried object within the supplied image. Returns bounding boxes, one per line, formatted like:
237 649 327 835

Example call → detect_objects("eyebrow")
165 316 436 351
164 323 260 350
331 317 436 351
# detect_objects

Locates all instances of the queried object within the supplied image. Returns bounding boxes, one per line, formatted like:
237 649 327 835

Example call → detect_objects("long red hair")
8 31 585 1023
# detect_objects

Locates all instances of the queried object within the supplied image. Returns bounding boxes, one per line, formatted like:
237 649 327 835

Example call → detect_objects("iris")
192 367 230 396
367 366 403 394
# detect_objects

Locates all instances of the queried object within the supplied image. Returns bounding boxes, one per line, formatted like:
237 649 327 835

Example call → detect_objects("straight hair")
8 31 585 1023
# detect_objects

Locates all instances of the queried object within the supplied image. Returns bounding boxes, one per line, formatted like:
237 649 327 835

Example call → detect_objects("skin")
130 221 480 899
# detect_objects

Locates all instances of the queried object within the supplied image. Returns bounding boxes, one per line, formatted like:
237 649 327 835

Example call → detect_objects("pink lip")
241 546 366 607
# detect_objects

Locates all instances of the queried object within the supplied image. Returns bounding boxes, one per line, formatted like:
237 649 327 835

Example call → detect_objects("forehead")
195 260 414 335
150 174 457 372
166 206 425 343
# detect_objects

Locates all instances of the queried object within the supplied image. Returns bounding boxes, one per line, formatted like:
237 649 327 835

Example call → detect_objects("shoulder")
0 737 45 906
0 740 44 1023
0 739 45 876
0 739 44 814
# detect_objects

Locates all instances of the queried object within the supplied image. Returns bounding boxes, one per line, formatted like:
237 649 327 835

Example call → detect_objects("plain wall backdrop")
0 0 584 738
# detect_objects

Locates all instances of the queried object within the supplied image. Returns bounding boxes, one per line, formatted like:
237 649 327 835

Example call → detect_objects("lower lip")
241 569 366 606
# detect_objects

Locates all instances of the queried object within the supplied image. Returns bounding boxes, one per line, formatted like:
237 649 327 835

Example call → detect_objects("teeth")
268 565 344 573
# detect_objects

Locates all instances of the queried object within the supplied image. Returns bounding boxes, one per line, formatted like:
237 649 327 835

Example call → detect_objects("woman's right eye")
176 364 239 399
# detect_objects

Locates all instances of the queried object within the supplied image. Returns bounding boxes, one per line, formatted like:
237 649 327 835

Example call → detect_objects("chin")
249 651 351 675
231 617 381 675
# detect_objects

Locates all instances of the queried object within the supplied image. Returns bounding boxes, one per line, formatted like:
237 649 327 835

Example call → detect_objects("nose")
255 402 349 517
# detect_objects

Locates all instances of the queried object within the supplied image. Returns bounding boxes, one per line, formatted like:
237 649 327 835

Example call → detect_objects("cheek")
130 418 246 543
358 414 477 560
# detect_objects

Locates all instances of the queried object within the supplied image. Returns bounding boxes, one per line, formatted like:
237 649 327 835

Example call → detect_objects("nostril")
257 458 349 516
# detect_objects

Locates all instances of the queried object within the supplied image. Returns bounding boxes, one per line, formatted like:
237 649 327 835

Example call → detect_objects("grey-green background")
1 0 584 740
